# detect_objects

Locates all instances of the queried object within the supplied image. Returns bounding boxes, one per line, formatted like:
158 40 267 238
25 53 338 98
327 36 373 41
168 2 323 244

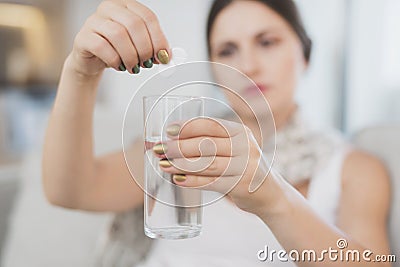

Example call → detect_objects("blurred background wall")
0 0 399 266
1 0 400 162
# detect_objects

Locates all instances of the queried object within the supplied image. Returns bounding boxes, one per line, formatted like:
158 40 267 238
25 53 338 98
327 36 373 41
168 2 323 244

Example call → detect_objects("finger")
75 28 121 71
88 15 139 73
173 174 241 194
168 118 244 140
152 127 250 160
97 1 153 68
159 155 249 177
162 137 234 158
126 1 171 64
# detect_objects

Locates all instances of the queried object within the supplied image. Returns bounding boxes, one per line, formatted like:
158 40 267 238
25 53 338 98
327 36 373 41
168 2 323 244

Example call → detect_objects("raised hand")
70 0 170 77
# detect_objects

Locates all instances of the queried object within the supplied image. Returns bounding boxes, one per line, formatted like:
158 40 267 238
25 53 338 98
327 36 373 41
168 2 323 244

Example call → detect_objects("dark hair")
206 0 313 62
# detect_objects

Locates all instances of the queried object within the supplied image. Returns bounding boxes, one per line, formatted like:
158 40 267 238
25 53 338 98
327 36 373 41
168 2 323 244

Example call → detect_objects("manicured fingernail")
153 143 168 155
132 64 140 74
166 124 181 136
157 49 170 64
173 174 186 183
143 59 153 68
159 159 172 168
119 63 126 72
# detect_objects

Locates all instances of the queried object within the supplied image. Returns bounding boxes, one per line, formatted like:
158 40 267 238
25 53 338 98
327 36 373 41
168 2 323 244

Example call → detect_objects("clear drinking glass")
143 95 204 239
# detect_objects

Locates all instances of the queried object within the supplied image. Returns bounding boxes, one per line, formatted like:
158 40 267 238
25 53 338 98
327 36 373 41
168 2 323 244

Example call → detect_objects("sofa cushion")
0 107 123 267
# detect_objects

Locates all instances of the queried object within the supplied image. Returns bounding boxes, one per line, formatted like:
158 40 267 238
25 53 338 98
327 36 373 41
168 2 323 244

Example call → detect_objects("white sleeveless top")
135 144 351 267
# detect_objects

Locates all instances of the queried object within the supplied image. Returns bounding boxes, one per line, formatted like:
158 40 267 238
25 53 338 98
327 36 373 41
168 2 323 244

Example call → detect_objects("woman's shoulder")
312 126 391 194
320 126 391 187
343 147 389 182
342 148 391 215
336 147 391 236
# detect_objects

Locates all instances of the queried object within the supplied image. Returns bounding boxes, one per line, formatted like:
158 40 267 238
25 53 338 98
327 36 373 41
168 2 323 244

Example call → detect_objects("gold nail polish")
159 159 172 168
173 174 187 182
166 124 180 136
157 49 170 64
153 143 168 155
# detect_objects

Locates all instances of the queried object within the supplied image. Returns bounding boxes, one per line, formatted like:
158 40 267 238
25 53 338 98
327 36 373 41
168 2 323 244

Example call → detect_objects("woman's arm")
42 57 145 212
42 59 102 209
158 118 392 266
42 0 170 212
337 151 391 261
257 151 391 267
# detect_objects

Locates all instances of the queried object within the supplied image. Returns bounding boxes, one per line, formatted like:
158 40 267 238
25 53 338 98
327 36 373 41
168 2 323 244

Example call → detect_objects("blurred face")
209 0 307 120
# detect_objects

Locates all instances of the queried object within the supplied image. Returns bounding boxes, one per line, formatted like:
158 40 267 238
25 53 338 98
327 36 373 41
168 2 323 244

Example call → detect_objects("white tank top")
136 145 351 267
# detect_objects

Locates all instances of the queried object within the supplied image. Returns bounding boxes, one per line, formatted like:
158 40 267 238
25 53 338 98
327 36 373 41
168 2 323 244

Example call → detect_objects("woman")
42 0 391 266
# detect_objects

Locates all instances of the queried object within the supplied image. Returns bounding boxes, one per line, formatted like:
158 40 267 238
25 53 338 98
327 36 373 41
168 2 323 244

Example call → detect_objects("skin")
209 0 304 131
42 0 392 266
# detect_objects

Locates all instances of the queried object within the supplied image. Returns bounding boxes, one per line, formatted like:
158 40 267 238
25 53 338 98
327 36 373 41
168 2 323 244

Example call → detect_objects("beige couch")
0 108 121 267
